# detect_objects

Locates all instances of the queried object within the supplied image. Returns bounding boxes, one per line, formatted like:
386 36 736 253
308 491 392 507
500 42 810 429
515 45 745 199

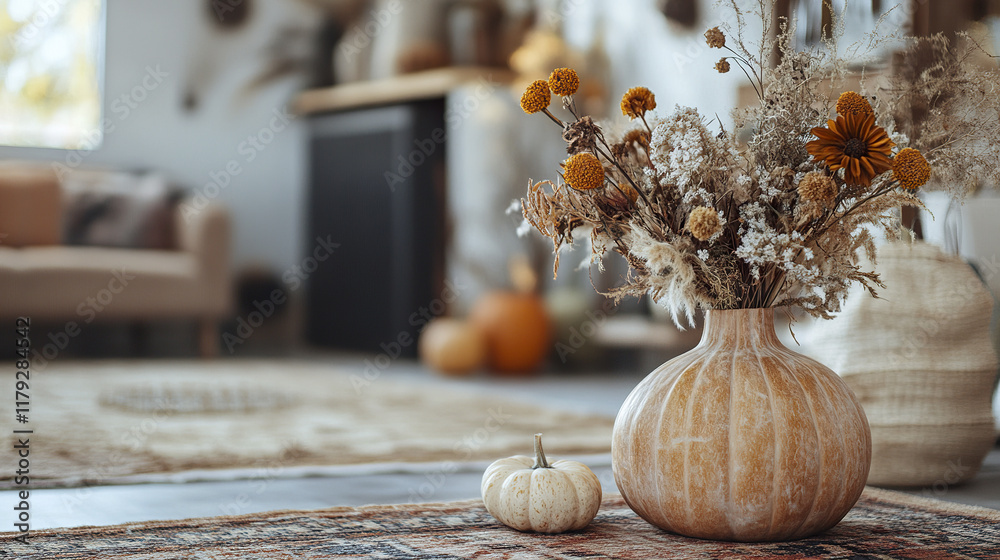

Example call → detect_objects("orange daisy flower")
806 113 894 188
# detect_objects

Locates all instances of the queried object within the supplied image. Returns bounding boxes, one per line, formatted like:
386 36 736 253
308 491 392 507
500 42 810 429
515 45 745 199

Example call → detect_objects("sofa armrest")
175 200 232 317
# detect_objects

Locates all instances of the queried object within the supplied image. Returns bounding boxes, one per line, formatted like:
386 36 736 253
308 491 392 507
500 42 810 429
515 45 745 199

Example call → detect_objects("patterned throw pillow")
62 171 184 250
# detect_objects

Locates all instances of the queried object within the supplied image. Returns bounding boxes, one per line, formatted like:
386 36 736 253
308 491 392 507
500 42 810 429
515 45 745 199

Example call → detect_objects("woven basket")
805 241 998 488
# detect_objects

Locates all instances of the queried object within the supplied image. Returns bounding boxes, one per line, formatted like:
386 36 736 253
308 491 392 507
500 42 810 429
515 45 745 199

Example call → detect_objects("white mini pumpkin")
481 433 602 533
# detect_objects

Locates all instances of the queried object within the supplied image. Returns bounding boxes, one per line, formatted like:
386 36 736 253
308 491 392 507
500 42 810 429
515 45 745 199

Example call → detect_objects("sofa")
0 163 232 357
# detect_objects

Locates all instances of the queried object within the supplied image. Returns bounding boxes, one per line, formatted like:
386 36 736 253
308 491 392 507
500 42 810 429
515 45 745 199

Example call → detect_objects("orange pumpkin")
418 318 487 376
469 291 552 373
612 308 871 541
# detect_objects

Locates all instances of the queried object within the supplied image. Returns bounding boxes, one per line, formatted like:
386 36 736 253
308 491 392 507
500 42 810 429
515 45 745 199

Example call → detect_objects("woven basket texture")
805 241 998 487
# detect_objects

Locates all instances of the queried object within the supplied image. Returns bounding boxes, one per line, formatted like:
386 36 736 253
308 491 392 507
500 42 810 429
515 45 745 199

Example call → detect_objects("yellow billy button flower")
520 79 551 114
687 207 722 241
548 68 580 97
797 172 838 206
835 91 874 118
563 153 605 191
892 148 931 191
621 87 656 120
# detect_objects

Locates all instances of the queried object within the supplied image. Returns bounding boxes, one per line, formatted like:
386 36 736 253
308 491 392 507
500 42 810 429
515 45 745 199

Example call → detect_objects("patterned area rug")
0 361 613 489
3 489 998 558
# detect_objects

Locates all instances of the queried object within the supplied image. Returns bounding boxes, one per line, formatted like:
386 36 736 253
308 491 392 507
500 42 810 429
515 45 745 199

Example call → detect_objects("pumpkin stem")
532 433 550 469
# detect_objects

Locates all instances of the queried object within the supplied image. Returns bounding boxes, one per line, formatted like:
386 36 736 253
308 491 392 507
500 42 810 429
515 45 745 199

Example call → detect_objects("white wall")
559 0 910 128
1 0 321 273
562 0 740 128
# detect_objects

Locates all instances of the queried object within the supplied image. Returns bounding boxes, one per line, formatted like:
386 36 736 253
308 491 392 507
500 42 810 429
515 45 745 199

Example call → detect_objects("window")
0 0 104 149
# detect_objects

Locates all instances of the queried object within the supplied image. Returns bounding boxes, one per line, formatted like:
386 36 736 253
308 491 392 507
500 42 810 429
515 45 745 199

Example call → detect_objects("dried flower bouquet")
518 3 1000 326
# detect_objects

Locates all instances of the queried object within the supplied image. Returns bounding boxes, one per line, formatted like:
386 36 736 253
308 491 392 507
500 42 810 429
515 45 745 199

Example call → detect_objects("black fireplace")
305 100 446 357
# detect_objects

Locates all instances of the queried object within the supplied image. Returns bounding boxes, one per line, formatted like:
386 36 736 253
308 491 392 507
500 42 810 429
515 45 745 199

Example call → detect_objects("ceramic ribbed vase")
612 308 872 542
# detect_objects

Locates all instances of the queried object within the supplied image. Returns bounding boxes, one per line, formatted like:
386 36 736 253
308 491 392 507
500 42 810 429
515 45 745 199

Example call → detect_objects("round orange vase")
612 308 871 542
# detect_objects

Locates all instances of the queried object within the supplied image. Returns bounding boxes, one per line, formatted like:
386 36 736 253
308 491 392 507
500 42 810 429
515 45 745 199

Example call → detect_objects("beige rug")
0 361 614 488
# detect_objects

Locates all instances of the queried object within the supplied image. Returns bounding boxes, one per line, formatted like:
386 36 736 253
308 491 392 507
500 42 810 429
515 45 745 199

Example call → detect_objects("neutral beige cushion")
0 200 232 321
0 246 211 319
0 163 62 247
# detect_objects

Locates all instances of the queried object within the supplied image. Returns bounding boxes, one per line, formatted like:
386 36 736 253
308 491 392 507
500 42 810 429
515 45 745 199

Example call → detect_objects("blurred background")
0 0 998 370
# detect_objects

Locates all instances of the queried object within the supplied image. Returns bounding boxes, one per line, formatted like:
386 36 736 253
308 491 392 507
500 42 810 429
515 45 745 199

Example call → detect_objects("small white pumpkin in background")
481 433 602 533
